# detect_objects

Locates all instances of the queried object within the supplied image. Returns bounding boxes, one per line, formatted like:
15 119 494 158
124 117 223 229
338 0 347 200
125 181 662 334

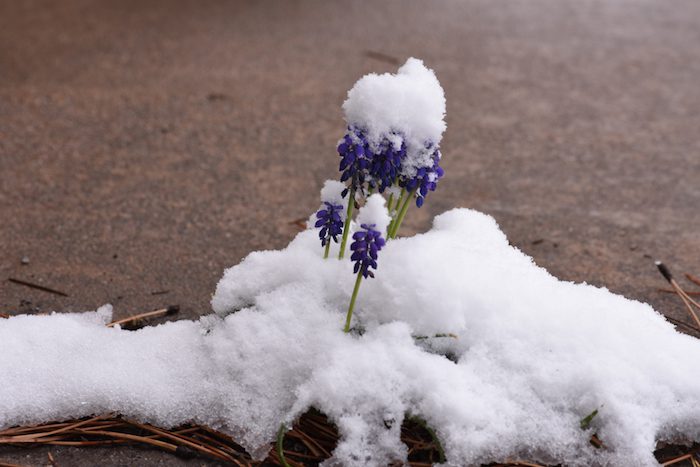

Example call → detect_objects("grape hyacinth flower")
315 201 344 258
344 195 390 332
388 144 444 239
350 224 385 279
314 180 347 259
403 149 444 208
337 127 373 259
338 128 373 198
368 137 406 194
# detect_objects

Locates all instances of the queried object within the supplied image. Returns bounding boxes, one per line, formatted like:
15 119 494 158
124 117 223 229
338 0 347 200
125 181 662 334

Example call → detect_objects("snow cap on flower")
355 194 391 237
342 57 446 174
320 180 348 217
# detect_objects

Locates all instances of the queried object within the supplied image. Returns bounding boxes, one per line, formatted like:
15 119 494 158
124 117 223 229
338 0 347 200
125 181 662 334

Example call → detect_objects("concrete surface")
1 0 699 465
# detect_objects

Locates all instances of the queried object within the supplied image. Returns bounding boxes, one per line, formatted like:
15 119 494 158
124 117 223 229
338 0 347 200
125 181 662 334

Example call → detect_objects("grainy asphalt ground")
1 1 699 465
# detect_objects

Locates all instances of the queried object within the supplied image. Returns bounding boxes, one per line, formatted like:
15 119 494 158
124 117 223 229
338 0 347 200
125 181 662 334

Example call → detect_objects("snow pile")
3 209 700 466
342 57 446 177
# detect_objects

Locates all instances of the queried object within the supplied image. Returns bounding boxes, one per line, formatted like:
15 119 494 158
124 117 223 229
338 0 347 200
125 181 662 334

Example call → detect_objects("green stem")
386 188 405 239
344 270 364 333
394 188 406 214
390 189 415 238
323 240 331 259
338 188 355 260
276 423 291 467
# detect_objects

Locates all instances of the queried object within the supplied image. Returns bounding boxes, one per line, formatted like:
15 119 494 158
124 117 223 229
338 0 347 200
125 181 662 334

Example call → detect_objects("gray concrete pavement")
1 0 699 464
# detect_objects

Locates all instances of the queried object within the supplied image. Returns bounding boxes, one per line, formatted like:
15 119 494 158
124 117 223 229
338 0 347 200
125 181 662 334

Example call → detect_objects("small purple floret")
350 223 386 278
403 147 444 207
315 201 344 247
368 138 406 193
338 128 373 198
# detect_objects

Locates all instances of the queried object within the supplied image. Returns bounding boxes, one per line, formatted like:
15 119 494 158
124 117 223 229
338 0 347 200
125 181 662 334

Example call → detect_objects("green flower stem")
390 189 415 238
338 188 355 259
344 269 364 333
394 188 406 213
323 241 331 259
386 188 405 238
276 423 291 467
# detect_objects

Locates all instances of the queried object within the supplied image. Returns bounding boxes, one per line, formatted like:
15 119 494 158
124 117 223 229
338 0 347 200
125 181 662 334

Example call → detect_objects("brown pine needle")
662 453 693 465
677 285 700 311
107 305 179 328
656 262 700 329
665 316 700 334
686 274 700 288
7 278 68 297
672 282 700 329
9 414 111 441
74 429 180 453
121 419 232 462
658 288 700 297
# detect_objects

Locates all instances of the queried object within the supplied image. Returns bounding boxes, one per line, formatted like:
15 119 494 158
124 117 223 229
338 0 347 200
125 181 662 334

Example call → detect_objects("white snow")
2 209 700 466
308 179 350 231
342 57 446 176
320 180 348 212
355 194 391 236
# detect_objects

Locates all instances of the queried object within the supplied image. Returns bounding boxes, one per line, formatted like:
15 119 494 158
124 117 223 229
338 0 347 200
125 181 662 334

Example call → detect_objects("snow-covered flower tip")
338 128 407 196
401 144 444 207
341 57 446 204
342 57 446 154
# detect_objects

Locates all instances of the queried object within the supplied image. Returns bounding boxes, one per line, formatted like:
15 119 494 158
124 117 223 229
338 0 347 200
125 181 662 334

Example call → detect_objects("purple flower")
402 147 444 207
369 138 405 193
315 201 344 247
350 223 386 278
338 128 373 198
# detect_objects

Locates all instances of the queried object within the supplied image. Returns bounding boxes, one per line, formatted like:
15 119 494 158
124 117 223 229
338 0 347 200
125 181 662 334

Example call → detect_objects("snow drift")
2 209 699 466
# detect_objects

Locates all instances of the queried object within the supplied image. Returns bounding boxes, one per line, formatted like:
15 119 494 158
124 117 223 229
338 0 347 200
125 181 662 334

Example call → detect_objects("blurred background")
1 0 700 464
1 0 699 343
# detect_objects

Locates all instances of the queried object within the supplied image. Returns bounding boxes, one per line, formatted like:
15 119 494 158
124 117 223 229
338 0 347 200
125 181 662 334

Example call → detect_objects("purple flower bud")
338 128 373 198
349 223 386 278
315 201 344 247
400 146 444 207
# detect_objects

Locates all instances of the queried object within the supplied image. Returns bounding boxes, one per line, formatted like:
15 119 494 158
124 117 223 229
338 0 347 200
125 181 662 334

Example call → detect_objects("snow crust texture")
2 210 700 466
